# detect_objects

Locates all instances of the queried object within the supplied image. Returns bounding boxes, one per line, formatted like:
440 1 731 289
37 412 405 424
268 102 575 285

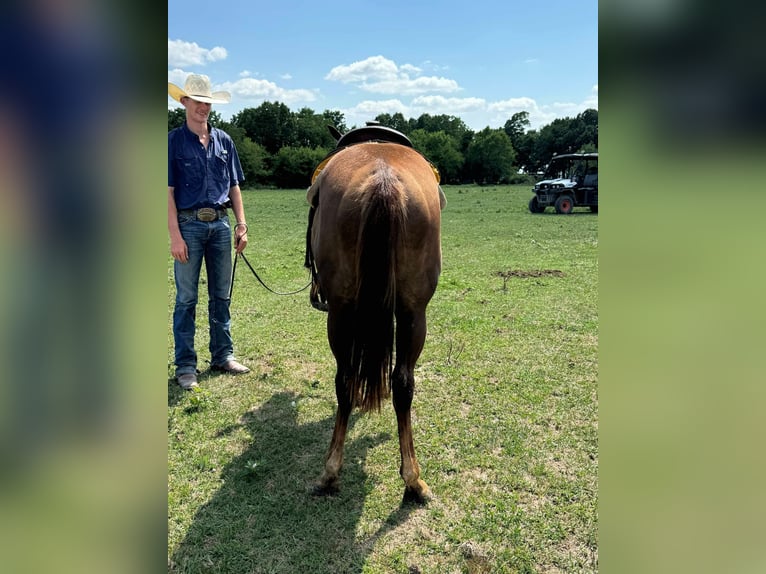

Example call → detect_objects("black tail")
348 162 403 412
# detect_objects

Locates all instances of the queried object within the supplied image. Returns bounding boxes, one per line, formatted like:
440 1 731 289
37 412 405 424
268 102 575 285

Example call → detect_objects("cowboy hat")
168 74 231 104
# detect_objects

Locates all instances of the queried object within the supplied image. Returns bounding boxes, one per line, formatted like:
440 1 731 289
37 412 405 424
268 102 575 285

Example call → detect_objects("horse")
306 140 443 504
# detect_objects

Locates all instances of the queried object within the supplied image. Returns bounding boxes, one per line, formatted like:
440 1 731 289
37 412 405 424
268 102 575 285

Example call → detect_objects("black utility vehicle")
528 153 598 214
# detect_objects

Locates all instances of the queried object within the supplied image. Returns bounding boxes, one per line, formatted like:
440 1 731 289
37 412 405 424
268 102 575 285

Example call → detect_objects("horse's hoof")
310 481 339 497
402 483 432 505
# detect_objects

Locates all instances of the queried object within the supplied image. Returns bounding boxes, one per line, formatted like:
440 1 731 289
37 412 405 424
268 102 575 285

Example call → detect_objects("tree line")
168 102 598 188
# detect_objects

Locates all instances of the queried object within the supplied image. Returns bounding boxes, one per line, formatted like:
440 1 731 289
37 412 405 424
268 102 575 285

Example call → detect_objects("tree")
371 112 410 134
271 146 329 189
294 107 336 149
409 129 464 184
535 118 577 162
576 108 598 150
414 114 471 142
503 111 533 172
503 111 530 144
532 109 599 167
322 110 347 136
464 128 516 184
236 137 271 185
232 102 295 154
168 100 596 187
217 122 270 185
168 108 185 131
517 130 540 173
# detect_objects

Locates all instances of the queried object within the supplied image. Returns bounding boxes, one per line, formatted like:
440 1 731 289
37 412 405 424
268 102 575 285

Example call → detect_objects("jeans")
173 215 234 375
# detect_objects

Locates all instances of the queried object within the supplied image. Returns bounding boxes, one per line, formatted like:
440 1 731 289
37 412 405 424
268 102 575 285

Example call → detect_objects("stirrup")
310 282 328 312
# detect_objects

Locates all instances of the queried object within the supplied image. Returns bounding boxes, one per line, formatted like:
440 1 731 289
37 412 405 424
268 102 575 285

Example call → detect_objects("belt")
178 207 227 222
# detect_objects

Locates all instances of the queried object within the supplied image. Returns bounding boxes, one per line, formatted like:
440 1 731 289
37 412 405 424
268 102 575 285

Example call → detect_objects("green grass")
168 184 598 573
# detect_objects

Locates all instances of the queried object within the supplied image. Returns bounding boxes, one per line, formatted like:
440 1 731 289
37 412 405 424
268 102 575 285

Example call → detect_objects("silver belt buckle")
197 207 217 222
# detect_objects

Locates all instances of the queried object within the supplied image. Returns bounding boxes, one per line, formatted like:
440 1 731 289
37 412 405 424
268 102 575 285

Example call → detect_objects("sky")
168 0 597 132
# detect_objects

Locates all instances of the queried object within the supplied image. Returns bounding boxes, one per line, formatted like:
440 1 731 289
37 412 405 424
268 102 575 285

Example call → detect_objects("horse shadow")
169 391 417 573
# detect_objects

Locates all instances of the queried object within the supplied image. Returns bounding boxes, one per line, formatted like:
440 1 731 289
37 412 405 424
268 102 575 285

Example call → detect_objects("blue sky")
168 0 597 131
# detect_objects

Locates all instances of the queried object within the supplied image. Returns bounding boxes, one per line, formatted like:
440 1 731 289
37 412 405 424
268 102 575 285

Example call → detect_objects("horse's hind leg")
315 307 353 495
314 369 352 494
392 307 432 504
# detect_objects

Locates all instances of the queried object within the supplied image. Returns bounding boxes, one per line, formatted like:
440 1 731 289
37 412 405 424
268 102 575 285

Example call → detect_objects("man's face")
183 97 212 123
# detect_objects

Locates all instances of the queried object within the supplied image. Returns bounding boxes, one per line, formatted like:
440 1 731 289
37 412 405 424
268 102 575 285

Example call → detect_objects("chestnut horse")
307 142 443 504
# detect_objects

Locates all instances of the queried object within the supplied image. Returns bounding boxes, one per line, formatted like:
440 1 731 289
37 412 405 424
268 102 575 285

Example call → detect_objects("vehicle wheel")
528 196 545 213
590 205 598 213
554 195 574 214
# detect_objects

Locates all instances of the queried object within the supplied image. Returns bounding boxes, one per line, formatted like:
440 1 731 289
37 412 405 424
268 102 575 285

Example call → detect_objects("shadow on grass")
533 211 598 216
169 391 417 573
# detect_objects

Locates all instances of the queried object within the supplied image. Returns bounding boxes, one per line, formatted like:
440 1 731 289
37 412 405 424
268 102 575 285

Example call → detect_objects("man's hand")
170 235 188 263
234 224 248 254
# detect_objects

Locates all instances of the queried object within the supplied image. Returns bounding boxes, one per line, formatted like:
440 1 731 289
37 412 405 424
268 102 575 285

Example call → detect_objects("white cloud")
168 39 227 67
487 97 548 129
363 76 460 95
412 95 487 114
220 78 317 105
338 96 489 130
487 96 539 114
400 63 422 75
207 46 227 62
168 68 190 87
421 60 450 73
346 99 409 115
280 73 293 80
584 84 598 108
485 87 599 131
326 55 460 96
339 99 409 127
325 55 399 83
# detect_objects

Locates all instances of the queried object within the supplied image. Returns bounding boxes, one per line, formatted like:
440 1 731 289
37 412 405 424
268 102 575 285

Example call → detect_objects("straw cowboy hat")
168 74 231 104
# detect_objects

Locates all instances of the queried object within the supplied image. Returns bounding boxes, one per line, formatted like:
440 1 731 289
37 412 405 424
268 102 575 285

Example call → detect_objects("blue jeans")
173 215 235 375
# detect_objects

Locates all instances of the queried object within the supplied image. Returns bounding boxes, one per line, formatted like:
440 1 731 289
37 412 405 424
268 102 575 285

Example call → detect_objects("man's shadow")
169 391 417 573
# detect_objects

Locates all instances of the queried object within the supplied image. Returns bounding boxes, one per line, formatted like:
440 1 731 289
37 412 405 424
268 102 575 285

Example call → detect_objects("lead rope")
228 227 311 299
233 251 311 296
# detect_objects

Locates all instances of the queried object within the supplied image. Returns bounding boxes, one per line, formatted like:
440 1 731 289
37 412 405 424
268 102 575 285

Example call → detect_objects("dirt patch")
496 269 566 290
497 269 565 279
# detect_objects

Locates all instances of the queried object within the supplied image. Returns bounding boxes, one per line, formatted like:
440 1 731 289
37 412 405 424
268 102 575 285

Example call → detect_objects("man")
168 74 250 389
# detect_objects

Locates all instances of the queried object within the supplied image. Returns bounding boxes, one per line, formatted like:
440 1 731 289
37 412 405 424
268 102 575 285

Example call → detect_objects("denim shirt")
168 123 245 210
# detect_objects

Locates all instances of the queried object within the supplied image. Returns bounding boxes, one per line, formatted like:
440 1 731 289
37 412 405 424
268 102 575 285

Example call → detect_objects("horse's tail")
349 161 404 412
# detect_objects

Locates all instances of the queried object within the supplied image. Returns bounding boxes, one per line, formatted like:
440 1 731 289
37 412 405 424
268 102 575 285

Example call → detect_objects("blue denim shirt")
168 123 245 210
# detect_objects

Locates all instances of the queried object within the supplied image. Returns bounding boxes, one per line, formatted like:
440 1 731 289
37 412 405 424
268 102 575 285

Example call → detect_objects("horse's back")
312 143 442 305
316 143 441 225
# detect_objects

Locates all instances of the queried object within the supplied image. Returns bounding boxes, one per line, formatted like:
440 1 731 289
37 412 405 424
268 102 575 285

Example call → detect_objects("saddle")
310 122 413 187
334 122 413 149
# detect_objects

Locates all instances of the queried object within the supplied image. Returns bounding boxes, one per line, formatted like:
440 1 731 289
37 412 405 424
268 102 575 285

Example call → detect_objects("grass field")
167 184 598 573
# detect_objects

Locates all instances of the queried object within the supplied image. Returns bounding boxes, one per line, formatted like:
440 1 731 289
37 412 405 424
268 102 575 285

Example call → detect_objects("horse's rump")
311 143 442 412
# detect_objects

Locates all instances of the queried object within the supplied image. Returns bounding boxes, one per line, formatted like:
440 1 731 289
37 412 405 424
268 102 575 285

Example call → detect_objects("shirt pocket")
211 149 229 190
212 150 230 186
174 156 204 190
